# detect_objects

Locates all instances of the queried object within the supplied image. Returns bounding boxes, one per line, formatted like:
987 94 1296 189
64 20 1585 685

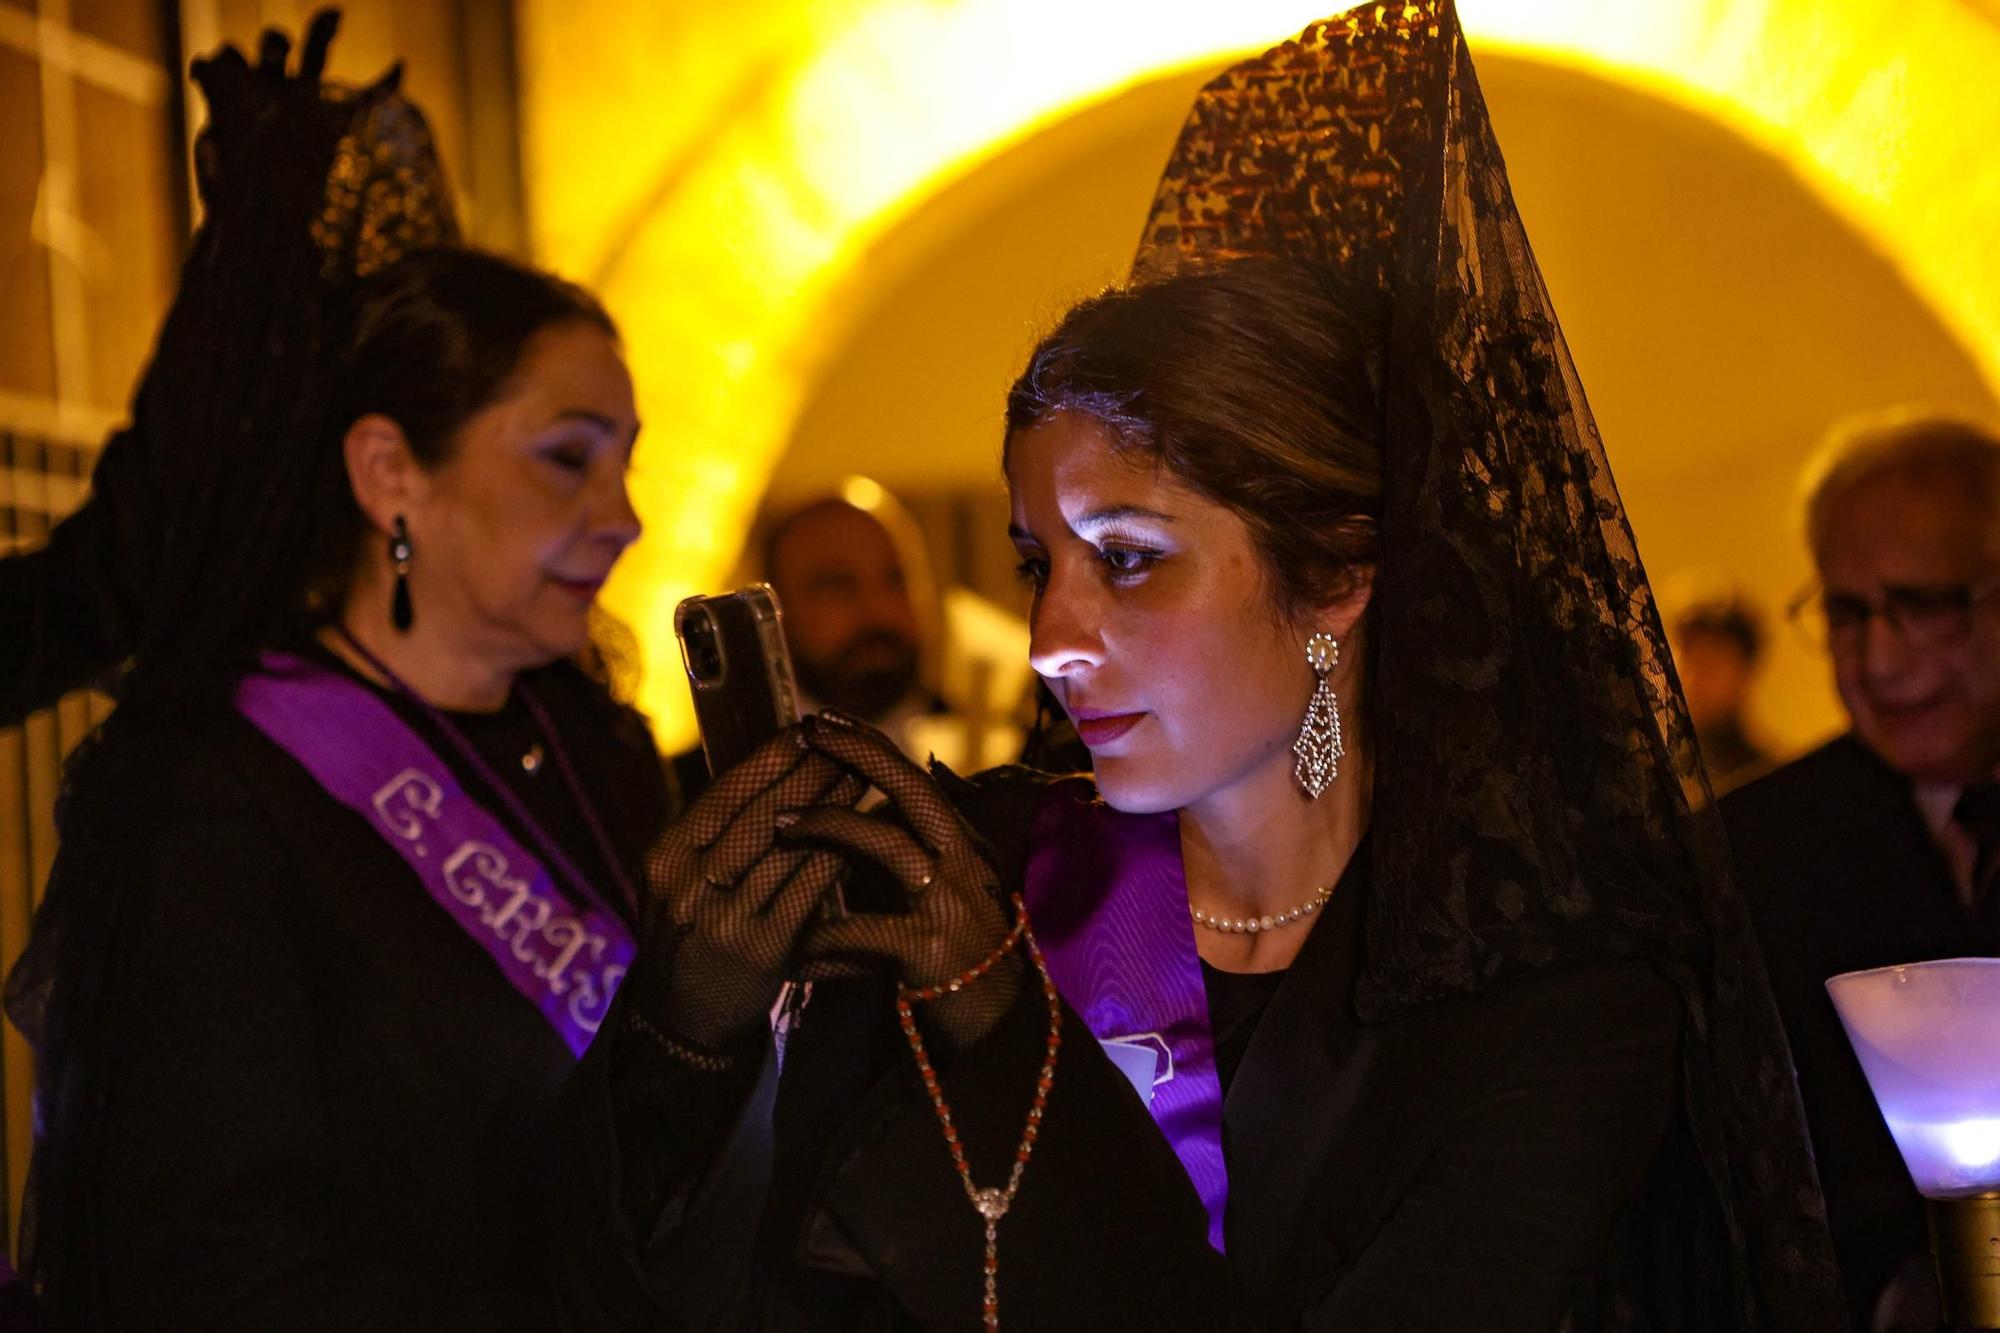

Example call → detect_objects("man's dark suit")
1722 734 2000 1327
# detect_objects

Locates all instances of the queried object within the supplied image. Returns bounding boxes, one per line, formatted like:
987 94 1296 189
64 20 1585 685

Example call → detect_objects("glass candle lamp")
1827 958 2000 1330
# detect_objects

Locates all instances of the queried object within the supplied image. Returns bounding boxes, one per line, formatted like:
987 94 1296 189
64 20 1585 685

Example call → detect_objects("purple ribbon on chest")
1023 778 1228 1251
235 654 634 1057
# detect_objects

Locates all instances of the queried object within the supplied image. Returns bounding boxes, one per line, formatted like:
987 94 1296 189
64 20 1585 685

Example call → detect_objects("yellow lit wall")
515 0 2000 749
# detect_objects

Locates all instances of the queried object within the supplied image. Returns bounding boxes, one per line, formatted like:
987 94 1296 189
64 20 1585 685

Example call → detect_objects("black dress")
555 769 1684 1332
69 652 668 1329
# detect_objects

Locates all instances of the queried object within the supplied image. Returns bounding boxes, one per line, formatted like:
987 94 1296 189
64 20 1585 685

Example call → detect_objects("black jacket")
66 660 668 1330
558 769 1686 1331
1722 734 2000 1328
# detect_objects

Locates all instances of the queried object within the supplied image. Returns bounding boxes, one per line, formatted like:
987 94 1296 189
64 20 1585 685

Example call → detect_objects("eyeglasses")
1787 572 2000 652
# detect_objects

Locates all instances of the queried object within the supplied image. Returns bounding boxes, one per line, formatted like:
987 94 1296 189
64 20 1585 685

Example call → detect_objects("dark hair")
1005 260 1383 617
327 248 615 467
308 249 618 604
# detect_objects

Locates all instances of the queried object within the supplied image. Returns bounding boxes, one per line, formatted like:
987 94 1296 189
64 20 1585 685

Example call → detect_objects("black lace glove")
630 727 865 1054
786 713 1020 1058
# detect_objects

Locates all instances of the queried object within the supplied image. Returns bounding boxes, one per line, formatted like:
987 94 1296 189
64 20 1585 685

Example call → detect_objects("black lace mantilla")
1135 4 1843 1328
191 9 459 283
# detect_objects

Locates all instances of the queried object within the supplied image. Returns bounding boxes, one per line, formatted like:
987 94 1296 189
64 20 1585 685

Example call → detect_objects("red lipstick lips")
1073 710 1145 747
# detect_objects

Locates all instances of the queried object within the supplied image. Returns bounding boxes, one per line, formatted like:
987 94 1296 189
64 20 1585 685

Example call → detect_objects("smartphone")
675 584 801 777
674 584 908 919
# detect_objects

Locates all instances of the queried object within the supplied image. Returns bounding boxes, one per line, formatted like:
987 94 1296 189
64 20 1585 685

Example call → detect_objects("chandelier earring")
1293 632 1344 799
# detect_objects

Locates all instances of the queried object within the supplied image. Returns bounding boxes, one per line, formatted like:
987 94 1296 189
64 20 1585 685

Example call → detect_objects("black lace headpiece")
188 9 458 278
119 10 458 672
1135 4 1843 1327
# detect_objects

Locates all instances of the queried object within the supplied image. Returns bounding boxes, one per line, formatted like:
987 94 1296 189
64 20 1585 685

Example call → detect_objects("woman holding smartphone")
563 4 1842 1329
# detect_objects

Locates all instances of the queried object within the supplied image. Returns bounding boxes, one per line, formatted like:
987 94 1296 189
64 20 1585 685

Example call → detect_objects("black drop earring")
389 516 414 632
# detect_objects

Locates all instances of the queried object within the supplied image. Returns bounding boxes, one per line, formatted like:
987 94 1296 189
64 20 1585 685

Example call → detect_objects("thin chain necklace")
1188 882 1333 935
330 625 639 917
896 895 1061 1331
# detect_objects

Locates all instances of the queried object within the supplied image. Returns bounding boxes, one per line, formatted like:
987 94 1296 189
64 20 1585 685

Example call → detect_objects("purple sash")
235 653 634 1057
1023 778 1228 1251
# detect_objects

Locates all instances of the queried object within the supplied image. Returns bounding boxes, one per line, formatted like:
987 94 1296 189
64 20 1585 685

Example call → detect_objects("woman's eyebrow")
541 409 643 447
1008 505 1178 544
545 409 620 432
1075 505 1177 532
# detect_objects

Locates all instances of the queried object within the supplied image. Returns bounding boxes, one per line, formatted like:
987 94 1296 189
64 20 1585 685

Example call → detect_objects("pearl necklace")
1188 882 1334 934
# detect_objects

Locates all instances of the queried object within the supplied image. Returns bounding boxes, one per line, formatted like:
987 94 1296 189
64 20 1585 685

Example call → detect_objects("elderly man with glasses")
1724 412 2000 1331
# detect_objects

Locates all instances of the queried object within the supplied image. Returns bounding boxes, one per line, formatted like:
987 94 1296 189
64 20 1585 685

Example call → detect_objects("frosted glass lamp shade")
1826 958 2000 1198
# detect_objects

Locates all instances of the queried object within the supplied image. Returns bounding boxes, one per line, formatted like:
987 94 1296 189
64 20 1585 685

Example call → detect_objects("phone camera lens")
682 608 724 685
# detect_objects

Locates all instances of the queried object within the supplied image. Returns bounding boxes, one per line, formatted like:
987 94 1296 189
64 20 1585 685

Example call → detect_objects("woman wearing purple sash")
5 22 667 1328
566 4 1843 1331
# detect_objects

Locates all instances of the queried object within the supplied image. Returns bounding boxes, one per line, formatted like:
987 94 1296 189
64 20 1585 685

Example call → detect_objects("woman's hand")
633 727 865 1052
784 713 1020 1056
